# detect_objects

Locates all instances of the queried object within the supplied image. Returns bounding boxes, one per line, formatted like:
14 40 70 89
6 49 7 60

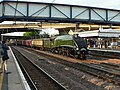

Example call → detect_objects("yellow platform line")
0 64 5 90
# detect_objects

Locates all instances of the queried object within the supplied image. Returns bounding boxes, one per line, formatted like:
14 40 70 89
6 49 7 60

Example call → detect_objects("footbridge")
1 1 120 25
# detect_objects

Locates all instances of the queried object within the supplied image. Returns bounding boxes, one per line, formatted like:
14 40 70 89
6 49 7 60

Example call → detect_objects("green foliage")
23 31 50 38
23 31 39 37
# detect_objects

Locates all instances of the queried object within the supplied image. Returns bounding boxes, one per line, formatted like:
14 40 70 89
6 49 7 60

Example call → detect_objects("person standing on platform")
1 40 9 73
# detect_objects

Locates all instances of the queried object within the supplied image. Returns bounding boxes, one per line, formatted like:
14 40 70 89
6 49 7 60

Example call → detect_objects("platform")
1 47 30 90
89 48 120 53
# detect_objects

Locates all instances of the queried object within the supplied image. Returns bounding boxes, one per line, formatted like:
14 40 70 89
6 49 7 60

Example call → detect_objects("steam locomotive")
17 35 88 59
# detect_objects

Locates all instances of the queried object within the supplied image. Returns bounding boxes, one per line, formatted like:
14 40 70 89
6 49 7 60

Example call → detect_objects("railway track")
12 46 105 90
89 49 120 59
12 46 120 89
100 63 120 71
73 63 120 85
11 47 67 90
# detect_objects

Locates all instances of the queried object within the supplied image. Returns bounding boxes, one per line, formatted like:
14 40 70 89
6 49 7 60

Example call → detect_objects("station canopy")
1 32 25 36
78 28 120 38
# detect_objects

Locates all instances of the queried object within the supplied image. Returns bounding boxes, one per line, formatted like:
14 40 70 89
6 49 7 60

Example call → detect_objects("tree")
23 31 39 38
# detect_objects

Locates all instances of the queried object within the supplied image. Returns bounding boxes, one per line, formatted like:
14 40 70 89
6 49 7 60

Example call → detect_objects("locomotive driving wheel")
80 52 86 60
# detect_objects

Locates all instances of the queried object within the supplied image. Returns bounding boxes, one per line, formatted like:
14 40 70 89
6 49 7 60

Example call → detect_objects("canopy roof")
78 28 120 38
1 32 25 36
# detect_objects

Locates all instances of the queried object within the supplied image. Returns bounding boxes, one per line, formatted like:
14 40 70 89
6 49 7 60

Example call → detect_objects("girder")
0 1 120 25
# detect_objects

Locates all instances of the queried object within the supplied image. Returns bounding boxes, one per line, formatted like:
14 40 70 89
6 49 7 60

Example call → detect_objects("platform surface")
2 48 26 90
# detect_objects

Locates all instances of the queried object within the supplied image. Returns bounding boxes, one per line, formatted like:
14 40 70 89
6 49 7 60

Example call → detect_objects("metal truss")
0 1 120 25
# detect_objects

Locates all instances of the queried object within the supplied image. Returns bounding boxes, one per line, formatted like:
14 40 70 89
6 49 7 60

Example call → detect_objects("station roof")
78 28 120 38
1 32 25 36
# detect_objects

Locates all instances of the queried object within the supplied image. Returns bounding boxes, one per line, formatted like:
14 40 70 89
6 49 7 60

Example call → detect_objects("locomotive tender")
17 35 88 59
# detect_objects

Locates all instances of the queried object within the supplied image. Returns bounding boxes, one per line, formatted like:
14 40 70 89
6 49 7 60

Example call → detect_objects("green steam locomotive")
17 35 88 59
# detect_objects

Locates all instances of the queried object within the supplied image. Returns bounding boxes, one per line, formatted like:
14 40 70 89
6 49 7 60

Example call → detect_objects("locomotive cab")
73 35 88 59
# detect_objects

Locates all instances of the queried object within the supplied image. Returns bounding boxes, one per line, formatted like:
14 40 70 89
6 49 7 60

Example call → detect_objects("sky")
1 0 120 10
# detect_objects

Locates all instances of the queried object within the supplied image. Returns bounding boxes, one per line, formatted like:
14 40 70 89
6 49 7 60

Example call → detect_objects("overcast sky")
2 0 120 10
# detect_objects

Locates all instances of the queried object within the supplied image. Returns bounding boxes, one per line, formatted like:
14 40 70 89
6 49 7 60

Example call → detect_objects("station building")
77 28 120 49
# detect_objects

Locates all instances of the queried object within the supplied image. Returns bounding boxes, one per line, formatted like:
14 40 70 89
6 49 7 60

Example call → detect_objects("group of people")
87 38 111 49
0 40 9 73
